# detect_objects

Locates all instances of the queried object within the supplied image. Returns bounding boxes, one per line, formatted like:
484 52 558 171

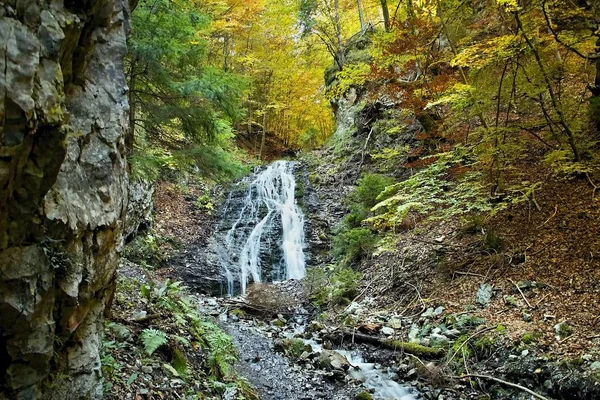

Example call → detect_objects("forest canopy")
126 0 600 196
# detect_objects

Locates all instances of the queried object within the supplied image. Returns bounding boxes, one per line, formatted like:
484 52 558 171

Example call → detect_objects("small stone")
476 284 494 307
381 326 395 336
388 318 402 329
139 389 149 395
433 306 445 316
445 329 461 338
405 368 417 379
582 354 593 361
429 333 450 346
141 366 153 374
521 349 529 357
590 361 600 371
522 312 532 322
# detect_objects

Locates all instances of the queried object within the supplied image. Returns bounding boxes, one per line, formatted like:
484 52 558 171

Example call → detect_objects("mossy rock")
355 392 374 400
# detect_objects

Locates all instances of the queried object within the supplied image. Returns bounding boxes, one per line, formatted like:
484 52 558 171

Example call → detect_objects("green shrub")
333 227 377 265
351 173 394 209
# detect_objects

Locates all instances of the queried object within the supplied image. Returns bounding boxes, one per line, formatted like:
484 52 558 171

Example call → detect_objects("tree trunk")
259 112 267 160
357 0 366 31
590 38 600 134
334 0 345 68
380 0 391 31
126 61 136 155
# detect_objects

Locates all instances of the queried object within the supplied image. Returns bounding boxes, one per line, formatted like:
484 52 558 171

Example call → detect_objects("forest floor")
105 163 600 400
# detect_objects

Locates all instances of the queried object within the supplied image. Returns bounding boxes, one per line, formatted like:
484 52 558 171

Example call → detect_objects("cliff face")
0 1 132 398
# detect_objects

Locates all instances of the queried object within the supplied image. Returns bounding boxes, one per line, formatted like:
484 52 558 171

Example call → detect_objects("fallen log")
324 330 444 358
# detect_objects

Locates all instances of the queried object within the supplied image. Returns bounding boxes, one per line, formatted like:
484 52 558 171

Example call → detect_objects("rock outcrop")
0 1 133 398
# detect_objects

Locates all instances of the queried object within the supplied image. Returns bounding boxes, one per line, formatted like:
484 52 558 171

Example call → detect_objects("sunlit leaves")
451 35 523 70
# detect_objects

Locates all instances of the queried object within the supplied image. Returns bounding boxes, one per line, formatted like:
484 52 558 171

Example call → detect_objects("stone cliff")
0 0 133 398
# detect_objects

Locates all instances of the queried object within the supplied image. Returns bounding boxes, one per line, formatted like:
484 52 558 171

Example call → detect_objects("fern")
140 328 168 355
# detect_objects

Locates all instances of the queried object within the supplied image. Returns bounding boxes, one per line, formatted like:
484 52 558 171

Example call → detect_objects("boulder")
0 1 133 398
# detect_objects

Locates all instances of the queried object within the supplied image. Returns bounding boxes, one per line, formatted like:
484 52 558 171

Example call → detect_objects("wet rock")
316 350 351 372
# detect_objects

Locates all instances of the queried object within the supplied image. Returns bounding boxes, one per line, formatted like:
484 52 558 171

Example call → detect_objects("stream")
196 160 419 399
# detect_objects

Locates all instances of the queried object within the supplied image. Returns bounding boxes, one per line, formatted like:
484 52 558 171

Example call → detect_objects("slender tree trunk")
515 10 581 161
126 61 136 155
333 0 345 68
357 0 366 31
380 0 390 31
590 37 600 133
259 112 267 161
223 34 230 72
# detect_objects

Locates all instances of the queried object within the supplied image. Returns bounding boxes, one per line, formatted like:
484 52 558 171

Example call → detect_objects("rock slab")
0 1 133 399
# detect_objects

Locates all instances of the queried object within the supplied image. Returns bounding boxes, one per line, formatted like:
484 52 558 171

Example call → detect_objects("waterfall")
215 161 306 295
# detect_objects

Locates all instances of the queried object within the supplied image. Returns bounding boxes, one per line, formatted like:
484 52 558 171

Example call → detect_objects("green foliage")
123 232 164 267
328 62 371 98
522 331 543 345
128 0 251 183
332 173 392 264
140 328 168 355
309 264 361 307
195 319 238 380
195 191 214 212
333 228 377 265
277 338 311 360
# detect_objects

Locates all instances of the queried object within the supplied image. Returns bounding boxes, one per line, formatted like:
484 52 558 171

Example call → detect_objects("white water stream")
303 339 416 400
218 161 306 295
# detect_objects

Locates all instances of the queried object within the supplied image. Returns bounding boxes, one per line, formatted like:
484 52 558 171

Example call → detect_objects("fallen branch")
222 299 302 317
325 330 444 358
585 173 598 200
509 278 533 309
537 204 558 228
453 271 486 279
456 373 550 400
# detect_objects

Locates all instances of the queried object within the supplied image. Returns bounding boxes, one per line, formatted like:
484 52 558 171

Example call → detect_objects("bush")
309 264 362 307
333 227 377 265
351 173 394 209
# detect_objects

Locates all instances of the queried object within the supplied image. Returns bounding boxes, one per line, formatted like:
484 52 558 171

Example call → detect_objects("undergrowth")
102 276 257 399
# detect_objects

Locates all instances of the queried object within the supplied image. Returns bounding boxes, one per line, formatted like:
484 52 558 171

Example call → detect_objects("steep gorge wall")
0 1 133 398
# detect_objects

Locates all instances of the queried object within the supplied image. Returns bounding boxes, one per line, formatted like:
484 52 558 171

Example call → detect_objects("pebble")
590 361 600 371
381 326 395 336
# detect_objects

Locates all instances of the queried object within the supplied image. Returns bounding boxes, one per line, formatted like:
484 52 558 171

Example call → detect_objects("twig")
537 204 558 228
454 271 486 278
508 279 533 309
456 374 550 400
534 293 551 307
586 173 598 200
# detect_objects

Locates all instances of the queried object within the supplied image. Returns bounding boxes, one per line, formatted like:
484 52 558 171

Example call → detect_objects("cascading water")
213 160 306 295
